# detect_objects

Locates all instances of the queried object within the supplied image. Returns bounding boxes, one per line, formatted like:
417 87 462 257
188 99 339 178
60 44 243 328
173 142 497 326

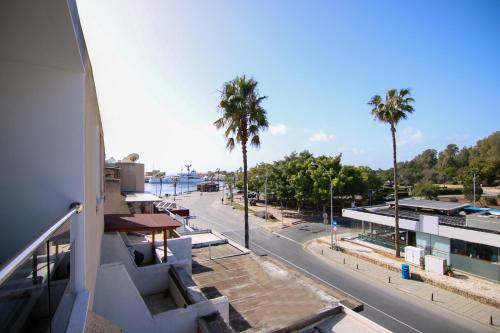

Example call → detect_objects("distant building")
197 181 220 192
343 198 500 281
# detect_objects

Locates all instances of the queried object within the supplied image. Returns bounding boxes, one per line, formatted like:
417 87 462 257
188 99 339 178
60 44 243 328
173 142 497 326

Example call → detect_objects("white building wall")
0 60 86 263
0 0 105 316
343 209 500 249
83 53 105 306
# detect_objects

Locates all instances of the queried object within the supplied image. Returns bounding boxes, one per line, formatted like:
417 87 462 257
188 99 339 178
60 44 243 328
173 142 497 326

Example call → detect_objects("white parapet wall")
94 263 230 333
100 233 170 295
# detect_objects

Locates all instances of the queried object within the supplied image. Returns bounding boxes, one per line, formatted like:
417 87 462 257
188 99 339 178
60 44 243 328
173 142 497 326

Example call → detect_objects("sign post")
331 220 338 250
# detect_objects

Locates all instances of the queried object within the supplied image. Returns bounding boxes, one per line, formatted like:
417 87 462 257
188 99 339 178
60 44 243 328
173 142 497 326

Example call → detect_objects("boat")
148 170 201 184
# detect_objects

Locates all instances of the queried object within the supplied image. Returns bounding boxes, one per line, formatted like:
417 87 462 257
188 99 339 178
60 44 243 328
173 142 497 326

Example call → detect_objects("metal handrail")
0 202 83 285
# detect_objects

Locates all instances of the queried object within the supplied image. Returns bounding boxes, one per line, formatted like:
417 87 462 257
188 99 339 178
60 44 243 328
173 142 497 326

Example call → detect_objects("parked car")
384 194 395 201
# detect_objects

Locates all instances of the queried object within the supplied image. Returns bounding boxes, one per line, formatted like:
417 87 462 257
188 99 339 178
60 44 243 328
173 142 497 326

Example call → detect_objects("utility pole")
216 168 220 191
265 172 268 222
312 162 334 249
180 167 183 195
473 170 476 208
185 164 192 193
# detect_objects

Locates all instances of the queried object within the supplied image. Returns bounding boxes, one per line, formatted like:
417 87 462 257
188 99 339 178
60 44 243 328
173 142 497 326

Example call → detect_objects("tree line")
225 150 383 212
388 131 500 188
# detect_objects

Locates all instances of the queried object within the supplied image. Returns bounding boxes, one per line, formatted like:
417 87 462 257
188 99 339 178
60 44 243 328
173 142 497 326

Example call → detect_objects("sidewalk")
305 237 500 330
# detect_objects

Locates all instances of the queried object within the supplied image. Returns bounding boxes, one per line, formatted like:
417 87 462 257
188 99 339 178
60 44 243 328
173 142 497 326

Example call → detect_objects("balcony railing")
0 202 82 333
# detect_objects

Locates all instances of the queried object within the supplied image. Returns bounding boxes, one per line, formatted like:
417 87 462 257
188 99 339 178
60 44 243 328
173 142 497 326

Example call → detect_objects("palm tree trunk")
242 141 249 249
391 124 401 257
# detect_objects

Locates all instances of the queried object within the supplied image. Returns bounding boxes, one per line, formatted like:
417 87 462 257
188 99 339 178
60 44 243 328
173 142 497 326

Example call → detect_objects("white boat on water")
148 171 201 184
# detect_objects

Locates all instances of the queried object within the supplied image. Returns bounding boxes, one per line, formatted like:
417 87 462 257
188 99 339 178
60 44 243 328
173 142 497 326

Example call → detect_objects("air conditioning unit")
404 246 425 267
425 255 447 275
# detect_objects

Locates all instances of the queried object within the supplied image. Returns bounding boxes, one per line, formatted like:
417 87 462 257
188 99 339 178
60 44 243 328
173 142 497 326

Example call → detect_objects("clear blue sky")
78 0 500 173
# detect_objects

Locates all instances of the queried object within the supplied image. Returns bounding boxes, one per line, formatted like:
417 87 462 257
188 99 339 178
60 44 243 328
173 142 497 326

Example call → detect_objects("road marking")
271 231 302 245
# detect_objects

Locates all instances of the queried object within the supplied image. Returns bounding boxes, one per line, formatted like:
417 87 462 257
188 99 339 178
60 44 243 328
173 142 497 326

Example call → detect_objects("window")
451 239 499 263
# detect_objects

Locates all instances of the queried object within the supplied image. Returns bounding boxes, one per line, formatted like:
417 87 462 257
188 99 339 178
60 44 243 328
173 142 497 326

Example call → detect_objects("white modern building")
343 198 500 281
0 1 231 332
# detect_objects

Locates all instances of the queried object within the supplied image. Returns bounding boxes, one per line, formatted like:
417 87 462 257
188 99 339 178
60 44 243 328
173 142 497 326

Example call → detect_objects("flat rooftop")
387 198 469 212
124 192 162 202
373 207 467 227
191 244 362 332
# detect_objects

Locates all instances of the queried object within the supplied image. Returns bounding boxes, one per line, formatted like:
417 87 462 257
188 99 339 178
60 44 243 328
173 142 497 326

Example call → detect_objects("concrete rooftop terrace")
191 244 362 332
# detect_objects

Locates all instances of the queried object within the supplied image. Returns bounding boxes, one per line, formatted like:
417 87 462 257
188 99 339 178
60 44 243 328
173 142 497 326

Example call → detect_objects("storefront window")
451 239 499 263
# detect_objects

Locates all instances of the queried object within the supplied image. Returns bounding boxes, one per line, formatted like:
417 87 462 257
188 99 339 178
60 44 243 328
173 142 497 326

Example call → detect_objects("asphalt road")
180 192 495 333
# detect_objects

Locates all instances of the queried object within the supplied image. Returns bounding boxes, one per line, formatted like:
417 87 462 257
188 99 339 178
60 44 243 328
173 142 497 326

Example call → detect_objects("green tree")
460 169 483 203
368 88 415 257
214 75 269 248
437 144 460 183
469 131 500 186
310 155 342 212
413 181 439 200
333 166 366 200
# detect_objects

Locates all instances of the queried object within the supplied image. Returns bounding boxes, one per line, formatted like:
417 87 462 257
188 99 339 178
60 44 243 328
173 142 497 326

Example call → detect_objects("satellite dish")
122 153 139 162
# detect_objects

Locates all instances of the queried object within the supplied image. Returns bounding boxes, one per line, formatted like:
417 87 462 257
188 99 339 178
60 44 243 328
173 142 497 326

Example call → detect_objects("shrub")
485 196 497 205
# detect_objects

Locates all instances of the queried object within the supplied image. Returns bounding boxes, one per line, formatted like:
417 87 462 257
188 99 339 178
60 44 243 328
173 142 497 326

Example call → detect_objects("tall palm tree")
368 88 415 257
214 75 269 249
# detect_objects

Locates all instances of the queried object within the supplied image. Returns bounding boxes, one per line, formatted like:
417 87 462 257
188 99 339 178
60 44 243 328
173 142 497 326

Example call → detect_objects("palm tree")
214 75 269 249
368 88 415 257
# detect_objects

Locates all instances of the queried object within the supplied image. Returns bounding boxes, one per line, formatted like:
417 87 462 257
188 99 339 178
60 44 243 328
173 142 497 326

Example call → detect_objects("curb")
311 238 500 309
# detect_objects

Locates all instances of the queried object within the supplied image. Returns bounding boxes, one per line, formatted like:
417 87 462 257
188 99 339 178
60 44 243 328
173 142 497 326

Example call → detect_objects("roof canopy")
389 199 469 212
124 192 162 202
104 214 181 232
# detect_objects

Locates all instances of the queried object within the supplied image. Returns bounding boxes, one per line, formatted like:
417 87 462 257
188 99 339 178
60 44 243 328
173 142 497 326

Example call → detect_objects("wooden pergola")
104 214 181 262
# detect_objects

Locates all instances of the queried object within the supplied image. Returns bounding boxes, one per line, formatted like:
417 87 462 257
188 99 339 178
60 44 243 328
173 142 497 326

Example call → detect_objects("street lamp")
472 170 477 208
257 173 269 222
311 162 334 249
185 164 192 193
216 168 221 191
180 167 183 195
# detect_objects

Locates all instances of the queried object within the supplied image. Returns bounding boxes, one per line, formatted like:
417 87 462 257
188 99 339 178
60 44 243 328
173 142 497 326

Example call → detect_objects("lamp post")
472 170 476 208
264 173 268 222
257 173 269 222
312 162 334 249
180 167 183 195
185 164 192 193
216 168 221 191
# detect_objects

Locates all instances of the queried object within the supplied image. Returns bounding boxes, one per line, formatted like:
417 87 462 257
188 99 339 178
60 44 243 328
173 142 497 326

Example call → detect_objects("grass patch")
232 202 255 213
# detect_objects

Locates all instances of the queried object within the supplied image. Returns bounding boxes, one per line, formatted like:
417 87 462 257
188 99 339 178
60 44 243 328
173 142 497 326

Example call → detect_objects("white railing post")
70 203 86 293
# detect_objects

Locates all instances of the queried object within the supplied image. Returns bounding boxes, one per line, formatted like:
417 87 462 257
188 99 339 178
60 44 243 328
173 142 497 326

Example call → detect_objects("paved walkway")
339 238 500 306
306 238 500 330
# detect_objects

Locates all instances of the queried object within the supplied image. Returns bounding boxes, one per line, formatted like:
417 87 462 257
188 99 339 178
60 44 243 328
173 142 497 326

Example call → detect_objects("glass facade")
449 239 500 281
450 239 499 263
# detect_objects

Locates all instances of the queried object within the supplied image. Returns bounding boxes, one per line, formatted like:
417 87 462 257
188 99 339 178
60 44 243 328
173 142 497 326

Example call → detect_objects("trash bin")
401 263 410 279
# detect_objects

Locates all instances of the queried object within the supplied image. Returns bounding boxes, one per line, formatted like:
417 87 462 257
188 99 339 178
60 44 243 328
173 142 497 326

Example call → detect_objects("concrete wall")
100 233 170 296
116 162 145 192
104 180 131 214
94 263 229 333
0 60 86 263
83 51 105 306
